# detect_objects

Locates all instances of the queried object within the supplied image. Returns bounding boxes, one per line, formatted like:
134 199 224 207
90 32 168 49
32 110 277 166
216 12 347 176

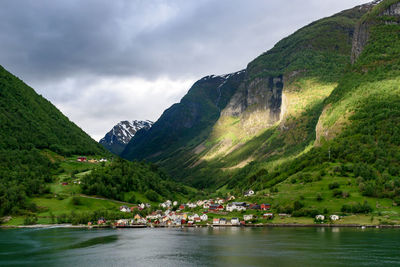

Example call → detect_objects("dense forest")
0 65 106 216
81 158 191 203
0 150 57 215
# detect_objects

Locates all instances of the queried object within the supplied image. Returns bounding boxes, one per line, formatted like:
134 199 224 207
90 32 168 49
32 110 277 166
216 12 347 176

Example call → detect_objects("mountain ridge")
100 120 153 155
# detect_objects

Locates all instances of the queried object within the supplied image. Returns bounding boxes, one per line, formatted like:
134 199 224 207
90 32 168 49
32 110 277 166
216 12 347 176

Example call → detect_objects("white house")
187 203 197 209
243 214 254 221
173 201 178 206
200 214 208 221
226 202 247 212
219 218 227 225
330 215 340 221
119 206 131 213
231 218 240 225
244 189 255 197
315 215 325 221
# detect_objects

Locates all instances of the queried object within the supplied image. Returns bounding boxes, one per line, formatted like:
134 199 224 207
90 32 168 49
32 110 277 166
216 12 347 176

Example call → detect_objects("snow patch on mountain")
99 120 153 154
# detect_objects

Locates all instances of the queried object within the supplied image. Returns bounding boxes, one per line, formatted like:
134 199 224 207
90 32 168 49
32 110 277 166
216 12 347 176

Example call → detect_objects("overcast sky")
0 0 369 141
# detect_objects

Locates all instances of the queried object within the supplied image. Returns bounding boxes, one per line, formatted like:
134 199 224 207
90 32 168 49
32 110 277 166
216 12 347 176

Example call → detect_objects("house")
61 182 68 186
134 214 142 220
88 159 97 163
117 219 129 226
330 215 340 221
244 189 255 197
97 217 106 225
250 204 261 210
219 218 227 225
99 158 108 162
216 198 225 204
226 202 247 212
243 214 254 221
227 195 236 201
119 206 131 212
203 203 210 209
77 157 87 162
173 201 178 206
200 214 208 221
231 218 240 225
278 213 291 217
261 204 271 210
209 204 224 211
263 213 274 219
194 217 201 223
187 203 197 209
174 219 182 226
213 218 220 225
315 215 325 221
179 204 187 210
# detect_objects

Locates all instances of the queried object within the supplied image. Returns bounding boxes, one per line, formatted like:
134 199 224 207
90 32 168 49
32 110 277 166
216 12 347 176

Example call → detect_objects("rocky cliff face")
121 71 246 161
222 75 283 126
351 1 400 63
100 120 153 155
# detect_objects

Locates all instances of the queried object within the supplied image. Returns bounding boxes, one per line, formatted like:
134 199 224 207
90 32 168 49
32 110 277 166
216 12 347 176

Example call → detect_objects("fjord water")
1 227 399 266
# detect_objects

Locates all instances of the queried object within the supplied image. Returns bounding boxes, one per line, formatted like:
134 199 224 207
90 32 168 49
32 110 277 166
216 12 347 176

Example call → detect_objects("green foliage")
81 158 189 202
0 65 107 216
23 215 38 225
329 182 340 190
0 65 105 155
0 149 57 216
341 201 373 214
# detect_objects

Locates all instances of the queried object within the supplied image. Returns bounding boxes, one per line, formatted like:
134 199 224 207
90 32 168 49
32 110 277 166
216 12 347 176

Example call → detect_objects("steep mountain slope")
228 0 400 203
0 65 107 215
122 70 246 162
0 65 105 155
123 2 371 188
100 120 153 155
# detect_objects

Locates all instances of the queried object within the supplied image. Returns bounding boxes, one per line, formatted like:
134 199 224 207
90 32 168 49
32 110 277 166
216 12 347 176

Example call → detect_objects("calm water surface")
1 227 400 266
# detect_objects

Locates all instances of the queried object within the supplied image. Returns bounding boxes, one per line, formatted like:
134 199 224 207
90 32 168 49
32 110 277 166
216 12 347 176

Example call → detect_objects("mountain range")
100 120 153 155
122 0 400 200
1 0 400 218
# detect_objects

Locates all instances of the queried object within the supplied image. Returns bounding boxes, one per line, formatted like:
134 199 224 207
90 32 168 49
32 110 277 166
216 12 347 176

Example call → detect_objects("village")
89 189 341 228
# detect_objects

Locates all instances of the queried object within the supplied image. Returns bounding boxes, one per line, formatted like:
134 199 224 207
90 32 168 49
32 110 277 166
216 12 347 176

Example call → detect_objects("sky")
0 0 369 141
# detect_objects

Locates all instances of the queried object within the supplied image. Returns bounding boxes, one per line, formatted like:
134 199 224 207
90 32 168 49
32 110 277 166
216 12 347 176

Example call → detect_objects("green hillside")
0 65 104 155
121 0 400 223
0 65 194 218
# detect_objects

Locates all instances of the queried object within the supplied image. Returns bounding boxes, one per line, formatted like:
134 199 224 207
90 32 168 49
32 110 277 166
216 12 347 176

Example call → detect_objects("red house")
209 204 224 211
261 204 271 210
179 204 187 210
77 157 87 162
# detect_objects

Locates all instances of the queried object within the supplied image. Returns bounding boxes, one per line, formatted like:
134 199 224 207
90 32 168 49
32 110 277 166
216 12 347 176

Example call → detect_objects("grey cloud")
0 0 369 139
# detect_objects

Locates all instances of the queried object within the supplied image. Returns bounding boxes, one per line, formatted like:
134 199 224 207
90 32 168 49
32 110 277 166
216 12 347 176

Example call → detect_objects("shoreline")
2 223 400 229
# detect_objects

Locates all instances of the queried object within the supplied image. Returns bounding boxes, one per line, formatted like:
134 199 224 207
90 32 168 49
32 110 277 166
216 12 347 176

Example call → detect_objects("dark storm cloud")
0 0 369 140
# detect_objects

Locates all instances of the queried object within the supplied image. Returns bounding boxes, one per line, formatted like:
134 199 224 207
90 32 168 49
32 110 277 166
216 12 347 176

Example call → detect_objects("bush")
71 196 82 206
332 189 343 198
23 215 38 225
341 201 372 214
328 182 340 190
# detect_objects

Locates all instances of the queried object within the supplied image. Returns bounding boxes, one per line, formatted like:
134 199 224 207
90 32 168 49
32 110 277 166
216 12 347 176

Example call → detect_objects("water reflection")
1 227 400 266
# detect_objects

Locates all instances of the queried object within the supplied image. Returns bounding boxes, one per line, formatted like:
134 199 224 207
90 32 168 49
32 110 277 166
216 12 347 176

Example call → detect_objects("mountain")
122 0 400 219
100 120 153 155
121 70 246 162
0 65 109 215
122 2 372 186
0 65 105 155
